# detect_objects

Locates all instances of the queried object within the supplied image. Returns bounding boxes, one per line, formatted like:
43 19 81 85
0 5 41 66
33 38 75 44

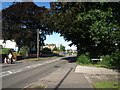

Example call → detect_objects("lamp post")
37 29 42 59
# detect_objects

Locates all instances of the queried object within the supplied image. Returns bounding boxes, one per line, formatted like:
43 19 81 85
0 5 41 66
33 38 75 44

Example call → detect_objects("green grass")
93 81 119 89
76 61 110 68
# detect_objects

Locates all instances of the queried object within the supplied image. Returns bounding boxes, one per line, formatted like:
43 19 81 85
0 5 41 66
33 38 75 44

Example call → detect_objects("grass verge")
76 62 106 68
93 81 120 90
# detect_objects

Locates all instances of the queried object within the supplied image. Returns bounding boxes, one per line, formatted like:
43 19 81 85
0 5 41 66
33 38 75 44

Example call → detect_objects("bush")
99 51 120 69
110 51 120 69
77 54 91 64
1 48 11 54
19 46 29 56
41 48 52 54
99 55 113 68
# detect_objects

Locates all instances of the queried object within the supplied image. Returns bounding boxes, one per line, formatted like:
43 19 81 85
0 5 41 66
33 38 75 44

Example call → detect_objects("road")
1 56 73 89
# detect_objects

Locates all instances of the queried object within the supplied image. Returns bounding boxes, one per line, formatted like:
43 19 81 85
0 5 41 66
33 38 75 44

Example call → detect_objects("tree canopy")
60 44 66 52
2 2 53 52
49 2 120 57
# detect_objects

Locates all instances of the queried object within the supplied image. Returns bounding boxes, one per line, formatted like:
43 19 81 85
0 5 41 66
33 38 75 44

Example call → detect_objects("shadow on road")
61 56 77 63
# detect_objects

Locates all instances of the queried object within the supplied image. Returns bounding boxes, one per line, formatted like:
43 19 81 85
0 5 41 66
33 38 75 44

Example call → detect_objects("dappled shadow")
61 56 77 63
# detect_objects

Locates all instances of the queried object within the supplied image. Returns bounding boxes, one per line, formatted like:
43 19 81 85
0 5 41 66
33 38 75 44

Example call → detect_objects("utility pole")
37 29 39 59
37 29 42 59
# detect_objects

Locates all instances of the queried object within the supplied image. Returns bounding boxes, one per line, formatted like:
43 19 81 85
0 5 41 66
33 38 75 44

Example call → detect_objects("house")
43 44 56 51
0 40 18 51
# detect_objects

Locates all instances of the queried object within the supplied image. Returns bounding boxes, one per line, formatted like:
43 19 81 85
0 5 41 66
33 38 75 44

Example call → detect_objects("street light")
37 29 42 59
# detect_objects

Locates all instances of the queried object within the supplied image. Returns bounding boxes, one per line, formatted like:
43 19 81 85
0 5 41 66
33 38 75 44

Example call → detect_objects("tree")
2 2 53 52
0 45 3 49
53 46 59 51
49 2 120 57
60 44 65 52
76 7 120 57
41 47 52 54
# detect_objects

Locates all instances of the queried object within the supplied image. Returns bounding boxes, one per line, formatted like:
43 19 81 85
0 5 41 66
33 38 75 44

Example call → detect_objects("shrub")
99 55 113 68
110 51 120 69
1 48 11 54
77 54 91 64
41 48 52 54
99 51 120 69
19 46 29 56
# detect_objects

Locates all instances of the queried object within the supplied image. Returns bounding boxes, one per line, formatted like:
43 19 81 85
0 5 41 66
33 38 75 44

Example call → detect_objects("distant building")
43 44 56 51
67 49 77 53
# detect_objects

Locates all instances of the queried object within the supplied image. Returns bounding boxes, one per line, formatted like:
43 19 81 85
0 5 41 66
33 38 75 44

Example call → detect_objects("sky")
1 1 77 50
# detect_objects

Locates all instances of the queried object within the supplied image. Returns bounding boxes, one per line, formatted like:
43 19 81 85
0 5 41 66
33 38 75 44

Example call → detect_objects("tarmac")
24 63 94 90
2 56 95 89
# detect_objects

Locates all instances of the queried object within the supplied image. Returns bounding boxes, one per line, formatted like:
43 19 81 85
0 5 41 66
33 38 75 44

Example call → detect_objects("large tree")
2 2 52 52
49 2 120 57
60 44 65 52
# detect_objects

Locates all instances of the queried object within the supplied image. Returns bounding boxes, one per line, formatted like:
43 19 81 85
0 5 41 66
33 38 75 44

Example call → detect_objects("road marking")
8 71 12 74
1 58 60 78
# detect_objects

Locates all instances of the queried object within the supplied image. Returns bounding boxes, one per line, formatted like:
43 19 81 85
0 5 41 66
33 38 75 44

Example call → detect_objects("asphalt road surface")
2 57 71 89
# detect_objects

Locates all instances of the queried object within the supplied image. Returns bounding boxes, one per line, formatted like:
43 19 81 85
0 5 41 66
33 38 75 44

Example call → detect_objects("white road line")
8 71 12 74
1 58 60 78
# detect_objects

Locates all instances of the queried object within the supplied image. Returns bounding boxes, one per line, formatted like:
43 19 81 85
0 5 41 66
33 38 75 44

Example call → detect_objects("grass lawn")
76 63 106 68
93 81 119 90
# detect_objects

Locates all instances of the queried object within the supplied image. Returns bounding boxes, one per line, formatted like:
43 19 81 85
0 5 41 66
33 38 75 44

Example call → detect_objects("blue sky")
2 2 77 50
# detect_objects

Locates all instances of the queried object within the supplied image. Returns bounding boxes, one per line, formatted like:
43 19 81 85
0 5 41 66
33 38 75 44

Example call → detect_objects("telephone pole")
37 29 42 58
37 29 39 59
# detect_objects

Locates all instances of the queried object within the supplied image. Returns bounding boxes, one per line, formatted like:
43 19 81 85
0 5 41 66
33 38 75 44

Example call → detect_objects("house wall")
0 40 18 51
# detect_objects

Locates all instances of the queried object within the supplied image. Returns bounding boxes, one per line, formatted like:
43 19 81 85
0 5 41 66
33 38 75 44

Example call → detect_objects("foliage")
18 46 29 56
53 46 59 51
49 2 120 57
76 8 119 56
60 44 65 52
0 45 3 49
98 51 120 69
1 48 11 54
110 51 120 69
2 2 53 52
41 47 52 54
99 55 113 68
77 54 91 64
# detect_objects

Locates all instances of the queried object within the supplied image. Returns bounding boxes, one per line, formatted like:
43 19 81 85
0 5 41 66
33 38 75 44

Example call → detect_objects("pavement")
24 63 94 90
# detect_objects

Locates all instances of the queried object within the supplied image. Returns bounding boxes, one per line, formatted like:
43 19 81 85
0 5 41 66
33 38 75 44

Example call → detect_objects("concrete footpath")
24 63 94 90
57 63 94 89
58 72 93 89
